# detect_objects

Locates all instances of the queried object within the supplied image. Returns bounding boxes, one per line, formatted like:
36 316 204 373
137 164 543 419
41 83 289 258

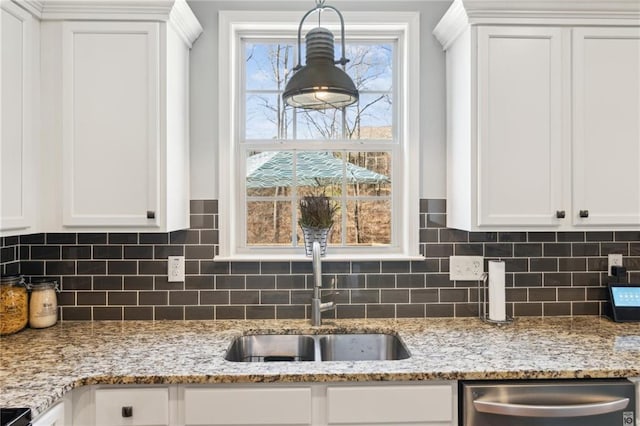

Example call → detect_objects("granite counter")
1 317 639 417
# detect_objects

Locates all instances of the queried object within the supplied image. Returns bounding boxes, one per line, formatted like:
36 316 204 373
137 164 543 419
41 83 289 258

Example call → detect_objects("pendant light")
283 0 359 110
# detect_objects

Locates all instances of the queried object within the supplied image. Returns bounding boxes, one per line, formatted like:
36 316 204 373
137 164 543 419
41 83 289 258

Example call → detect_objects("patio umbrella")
246 151 390 189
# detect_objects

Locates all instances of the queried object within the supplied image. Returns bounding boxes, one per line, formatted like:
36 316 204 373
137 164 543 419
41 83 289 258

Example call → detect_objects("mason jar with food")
0 275 28 335
28 279 59 329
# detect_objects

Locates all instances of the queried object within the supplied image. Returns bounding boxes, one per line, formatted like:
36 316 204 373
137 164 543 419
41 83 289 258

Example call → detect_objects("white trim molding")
434 0 640 49
11 0 203 46
169 0 203 49
218 10 422 260
10 0 44 17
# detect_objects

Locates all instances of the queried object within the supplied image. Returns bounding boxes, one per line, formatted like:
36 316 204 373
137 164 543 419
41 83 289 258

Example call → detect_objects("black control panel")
607 283 640 322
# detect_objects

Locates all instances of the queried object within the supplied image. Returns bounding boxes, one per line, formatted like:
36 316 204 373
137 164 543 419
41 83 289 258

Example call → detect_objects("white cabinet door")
184 386 312 425
71 382 455 426
32 402 65 426
1 1 38 236
94 387 169 426
476 26 567 227
572 27 640 227
326 384 454 425
61 21 160 228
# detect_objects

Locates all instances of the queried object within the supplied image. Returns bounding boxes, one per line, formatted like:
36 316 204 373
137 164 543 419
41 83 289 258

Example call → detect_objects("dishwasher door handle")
473 397 630 418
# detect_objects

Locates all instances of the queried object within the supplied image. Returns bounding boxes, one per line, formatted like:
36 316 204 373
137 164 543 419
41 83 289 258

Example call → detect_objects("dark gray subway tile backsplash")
1 199 639 321
1 235 20 276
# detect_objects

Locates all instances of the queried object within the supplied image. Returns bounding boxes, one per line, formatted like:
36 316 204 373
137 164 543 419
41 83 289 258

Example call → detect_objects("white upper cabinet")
572 27 640 227
476 26 567 228
61 21 161 229
37 0 202 232
434 0 640 231
1 1 39 236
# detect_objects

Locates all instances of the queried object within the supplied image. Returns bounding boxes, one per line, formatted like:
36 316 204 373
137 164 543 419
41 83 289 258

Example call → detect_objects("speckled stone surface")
1 317 639 416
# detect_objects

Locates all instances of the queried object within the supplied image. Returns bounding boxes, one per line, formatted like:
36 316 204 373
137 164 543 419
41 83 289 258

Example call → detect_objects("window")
219 11 420 259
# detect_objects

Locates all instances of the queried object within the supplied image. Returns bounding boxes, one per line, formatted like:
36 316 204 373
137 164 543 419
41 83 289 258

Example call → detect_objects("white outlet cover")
168 255 185 282
449 256 484 281
608 254 623 276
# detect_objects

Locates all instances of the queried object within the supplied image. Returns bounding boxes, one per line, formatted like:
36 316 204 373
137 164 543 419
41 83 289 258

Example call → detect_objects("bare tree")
246 41 392 245
248 44 294 140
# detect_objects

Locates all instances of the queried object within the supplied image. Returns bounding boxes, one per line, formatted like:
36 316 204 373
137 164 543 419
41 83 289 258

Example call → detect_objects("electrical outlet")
608 254 623 276
168 256 185 282
449 256 484 281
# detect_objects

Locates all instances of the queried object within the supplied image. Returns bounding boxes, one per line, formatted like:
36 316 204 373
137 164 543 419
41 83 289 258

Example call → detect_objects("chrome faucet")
310 241 336 326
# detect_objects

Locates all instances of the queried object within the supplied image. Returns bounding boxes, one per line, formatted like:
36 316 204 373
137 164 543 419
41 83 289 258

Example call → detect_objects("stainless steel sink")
224 333 409 362
319 333 410 361
224 334 316 362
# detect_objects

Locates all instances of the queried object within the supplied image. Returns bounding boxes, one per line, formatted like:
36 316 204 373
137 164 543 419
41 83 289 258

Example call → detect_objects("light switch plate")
168 256 185 282
449 256 484 281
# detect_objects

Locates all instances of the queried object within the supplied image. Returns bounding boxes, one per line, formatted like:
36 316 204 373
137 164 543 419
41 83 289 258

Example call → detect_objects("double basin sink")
225 333 410 362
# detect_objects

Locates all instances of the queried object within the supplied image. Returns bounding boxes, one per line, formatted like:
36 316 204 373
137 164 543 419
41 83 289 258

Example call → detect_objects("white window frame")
218 10 421 261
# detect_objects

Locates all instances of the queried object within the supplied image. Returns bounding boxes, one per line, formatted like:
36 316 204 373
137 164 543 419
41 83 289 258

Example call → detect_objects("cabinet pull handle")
579 210 589 218
122 406 133 418
147 211 155 219
556 210 566 219
473 397 629 418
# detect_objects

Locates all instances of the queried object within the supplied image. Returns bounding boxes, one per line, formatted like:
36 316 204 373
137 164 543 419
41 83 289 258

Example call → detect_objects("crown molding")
38 0 175 20
169 0 203 48
11 0 45 17
9 0 203 46
433 0 467 50
434 0 640 50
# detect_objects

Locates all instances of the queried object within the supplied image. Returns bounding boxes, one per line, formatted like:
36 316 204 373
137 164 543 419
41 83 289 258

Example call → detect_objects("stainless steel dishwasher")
460 379 636 426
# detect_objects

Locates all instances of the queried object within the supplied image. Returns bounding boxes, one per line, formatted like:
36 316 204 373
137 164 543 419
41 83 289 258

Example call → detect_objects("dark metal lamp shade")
283 4 358 110
283 63 358 109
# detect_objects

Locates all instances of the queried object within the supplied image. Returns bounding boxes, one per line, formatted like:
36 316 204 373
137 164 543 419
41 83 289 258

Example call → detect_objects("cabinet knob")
147 211 155 219
556 210 566 219
122 406 133 418
579 210 589 218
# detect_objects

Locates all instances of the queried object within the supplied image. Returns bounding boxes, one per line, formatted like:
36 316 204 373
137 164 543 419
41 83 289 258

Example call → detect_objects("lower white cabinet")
326 384 453 425
71 382 457 426
183 386 312 425
72 385 174 426
32 402 66 426
94 387 170 426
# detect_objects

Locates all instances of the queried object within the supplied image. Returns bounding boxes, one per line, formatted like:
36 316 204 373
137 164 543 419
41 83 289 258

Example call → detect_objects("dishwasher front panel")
460 379 636 426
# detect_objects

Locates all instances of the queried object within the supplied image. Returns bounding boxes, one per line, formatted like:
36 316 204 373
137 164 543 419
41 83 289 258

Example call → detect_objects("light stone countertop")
1 317 639 417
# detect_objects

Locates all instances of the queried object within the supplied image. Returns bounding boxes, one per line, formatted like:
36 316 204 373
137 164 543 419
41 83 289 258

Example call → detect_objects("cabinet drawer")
327 385 453 424
184 387 312 425
94 388 169 426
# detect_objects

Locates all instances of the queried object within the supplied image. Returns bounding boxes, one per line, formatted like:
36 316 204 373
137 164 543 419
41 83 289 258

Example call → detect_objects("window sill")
214 253 426 262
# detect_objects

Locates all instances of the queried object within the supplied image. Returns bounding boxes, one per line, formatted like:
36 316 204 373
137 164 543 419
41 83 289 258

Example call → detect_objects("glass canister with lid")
28 279 59 329
0 275 29 335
